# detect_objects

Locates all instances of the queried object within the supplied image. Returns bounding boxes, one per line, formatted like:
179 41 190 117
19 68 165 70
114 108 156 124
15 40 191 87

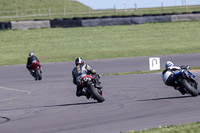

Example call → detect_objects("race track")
0 54 200 133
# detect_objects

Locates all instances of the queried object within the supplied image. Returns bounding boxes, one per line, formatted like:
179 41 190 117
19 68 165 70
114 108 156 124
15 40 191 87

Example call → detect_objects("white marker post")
149 57 160 71
123 1 127 12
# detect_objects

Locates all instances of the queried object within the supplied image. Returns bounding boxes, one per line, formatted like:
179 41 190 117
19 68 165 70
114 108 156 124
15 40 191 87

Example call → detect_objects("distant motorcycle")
174 66 199 96
31 60 42 81
80 74 105 102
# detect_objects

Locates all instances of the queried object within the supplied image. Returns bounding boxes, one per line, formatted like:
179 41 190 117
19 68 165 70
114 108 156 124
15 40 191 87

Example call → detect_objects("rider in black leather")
72 57 102 99
26 52 42 74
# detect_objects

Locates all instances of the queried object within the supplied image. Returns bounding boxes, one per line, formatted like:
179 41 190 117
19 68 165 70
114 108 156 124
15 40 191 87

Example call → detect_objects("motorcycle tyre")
37 68 42 80
89 85 105 103
34 69 39 81
181 78 198 96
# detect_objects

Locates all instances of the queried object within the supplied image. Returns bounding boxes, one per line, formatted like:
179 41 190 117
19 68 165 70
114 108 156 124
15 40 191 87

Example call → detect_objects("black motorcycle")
80 74 105 102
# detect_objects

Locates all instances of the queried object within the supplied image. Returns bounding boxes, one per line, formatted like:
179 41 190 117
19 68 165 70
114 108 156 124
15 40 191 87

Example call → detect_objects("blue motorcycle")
175 66 199 96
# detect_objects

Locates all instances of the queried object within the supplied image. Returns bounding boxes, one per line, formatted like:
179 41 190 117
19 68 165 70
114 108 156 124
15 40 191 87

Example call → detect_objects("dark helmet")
29 52 34 57
75 57 84 66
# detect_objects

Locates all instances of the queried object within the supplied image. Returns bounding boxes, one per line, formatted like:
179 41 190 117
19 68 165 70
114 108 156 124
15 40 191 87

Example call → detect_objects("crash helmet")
29 52 34 57
165 61 174 68
75 57 84 66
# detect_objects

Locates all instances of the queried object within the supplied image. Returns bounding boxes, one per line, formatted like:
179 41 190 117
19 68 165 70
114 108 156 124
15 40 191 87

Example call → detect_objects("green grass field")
0 0 92 22
1 21 200 66
124 121 200 133
0 0 90 11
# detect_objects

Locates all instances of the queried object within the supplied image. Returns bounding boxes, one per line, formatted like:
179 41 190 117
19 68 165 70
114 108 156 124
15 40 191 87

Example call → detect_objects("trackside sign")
149 57 160 71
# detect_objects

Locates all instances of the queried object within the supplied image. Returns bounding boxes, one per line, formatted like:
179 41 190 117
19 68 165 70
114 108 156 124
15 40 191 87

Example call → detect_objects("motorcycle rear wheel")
89 85 105 103
181 78 198 96
37 68 42 80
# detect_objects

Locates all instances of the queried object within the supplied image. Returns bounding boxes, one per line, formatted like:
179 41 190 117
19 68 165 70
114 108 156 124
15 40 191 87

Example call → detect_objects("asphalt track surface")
0 53 200 133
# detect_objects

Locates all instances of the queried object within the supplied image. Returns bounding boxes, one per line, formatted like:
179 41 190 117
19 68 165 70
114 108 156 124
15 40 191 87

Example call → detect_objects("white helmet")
29 52 34 57
165 61 174 68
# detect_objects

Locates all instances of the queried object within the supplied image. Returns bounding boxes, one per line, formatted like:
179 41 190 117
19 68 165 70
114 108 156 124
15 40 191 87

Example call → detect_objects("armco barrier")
11 20 50 30
171 14 200 22
50 18 82 28
82 17 132 27
131 15 171 24
0 22 11 30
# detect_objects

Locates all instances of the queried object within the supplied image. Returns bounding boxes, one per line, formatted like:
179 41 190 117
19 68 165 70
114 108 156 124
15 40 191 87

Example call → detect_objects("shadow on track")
43 101 97 108
138 95 192 101
0 102 97 112
0 116 11 124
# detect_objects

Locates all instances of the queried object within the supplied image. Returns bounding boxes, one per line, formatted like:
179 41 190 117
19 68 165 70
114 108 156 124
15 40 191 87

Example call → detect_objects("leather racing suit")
162 65 189 95
72 64 102 98
162 66 182 87
26 55 42 74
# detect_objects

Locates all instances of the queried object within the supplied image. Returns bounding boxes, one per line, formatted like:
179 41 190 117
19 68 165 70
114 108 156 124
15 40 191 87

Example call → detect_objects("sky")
77 0 200 9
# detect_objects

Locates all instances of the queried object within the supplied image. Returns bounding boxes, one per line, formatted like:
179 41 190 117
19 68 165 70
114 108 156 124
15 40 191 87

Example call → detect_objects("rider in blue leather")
72 57 102 99
162 61 182 86
162 61 185 94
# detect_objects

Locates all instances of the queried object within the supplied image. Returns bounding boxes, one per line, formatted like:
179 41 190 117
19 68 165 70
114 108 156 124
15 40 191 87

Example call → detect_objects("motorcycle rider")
72 57 102 99
162 61 188 94
26 52 42 75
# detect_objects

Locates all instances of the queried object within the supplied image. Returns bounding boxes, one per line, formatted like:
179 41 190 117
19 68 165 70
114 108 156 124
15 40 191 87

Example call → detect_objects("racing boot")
29 69 35 77
93 74 103 89
85 91 90 99
174 84 185 95
173 82 180 90
78 90 90 99
177 88 186 95
94 79 103 89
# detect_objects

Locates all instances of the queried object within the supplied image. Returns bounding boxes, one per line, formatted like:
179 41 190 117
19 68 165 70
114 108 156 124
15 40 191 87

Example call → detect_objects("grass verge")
100 67 200 76
123 121 200 133
1 21 200 66
100 69 163 76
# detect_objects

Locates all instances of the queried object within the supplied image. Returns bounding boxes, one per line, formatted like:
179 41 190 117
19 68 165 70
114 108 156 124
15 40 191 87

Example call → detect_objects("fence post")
48 8 51 16
16 10 18 18
135 3 137 12
161 2 164 13
88 8 90 15
114 5 116 14
38 9 41 16
123 1 126 12
185 0 188 11
64 8 66 16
